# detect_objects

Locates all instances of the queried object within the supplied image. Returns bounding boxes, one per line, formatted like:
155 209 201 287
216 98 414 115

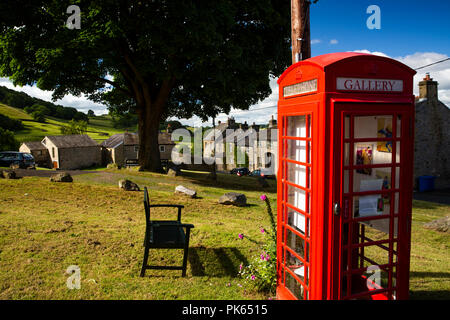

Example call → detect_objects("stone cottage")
42 135 101 170
203 116 278 173
101 132 175 166
19 141 51 167
414 73 450 189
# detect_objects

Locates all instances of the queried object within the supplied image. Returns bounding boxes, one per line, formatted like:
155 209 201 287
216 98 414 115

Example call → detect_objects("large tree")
0 0 290 172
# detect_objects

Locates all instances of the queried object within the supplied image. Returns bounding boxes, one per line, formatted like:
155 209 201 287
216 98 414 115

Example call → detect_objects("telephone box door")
332 103 413 300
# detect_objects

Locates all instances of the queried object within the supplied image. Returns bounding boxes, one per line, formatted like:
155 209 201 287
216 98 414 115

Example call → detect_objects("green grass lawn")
0 171 276 300
0 170 448 300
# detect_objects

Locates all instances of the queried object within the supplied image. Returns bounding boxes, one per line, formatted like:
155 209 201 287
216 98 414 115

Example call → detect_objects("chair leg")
140 246 150 277
181 229 191 277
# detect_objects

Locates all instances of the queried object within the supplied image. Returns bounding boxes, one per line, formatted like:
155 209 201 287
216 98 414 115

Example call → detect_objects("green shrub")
238 194 277 293
31 110 46 122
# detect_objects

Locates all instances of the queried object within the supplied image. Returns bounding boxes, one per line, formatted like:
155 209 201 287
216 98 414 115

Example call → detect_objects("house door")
53 161 58 169
332 104 413 300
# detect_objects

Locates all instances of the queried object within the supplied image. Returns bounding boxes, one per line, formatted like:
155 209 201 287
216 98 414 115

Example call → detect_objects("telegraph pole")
291 0 313 64
210 116 217 181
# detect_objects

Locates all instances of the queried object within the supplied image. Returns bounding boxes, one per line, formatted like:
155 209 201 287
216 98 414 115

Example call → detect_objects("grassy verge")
0 170 448 299
0 171 275 299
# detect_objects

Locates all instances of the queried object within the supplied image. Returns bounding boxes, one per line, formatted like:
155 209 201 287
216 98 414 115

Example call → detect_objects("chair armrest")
181 224 195 229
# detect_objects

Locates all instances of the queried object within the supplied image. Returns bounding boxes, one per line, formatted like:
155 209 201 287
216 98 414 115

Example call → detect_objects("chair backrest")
143 187 150 223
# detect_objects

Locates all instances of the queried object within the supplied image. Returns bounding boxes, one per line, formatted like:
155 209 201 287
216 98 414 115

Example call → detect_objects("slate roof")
21 141 47 150
101 132 175 149
44 135 99 148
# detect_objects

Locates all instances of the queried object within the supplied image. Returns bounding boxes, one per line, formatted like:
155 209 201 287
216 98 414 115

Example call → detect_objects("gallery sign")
337 77 403 92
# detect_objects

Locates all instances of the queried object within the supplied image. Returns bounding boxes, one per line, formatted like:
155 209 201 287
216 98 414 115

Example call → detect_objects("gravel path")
7 168 99 178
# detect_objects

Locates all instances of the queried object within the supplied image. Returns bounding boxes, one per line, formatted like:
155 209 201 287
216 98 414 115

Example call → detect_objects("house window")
36 150 42 156
134 145 139 153
159 145 166 153
52 147 55 158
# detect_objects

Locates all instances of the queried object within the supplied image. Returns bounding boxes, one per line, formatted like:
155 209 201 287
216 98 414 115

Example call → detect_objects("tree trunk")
137 101 164 173
119 54 175 173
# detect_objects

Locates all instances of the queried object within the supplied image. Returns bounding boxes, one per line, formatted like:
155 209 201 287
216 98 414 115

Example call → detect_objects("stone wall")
58 146 102 170
414 76 450 189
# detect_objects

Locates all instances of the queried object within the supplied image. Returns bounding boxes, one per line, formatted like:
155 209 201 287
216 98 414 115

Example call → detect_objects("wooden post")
291 0 312 64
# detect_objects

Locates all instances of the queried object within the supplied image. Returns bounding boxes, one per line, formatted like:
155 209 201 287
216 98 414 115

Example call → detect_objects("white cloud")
2 51 449 127
311 39 322 45
352 50 450 106
330 39 339 45
352 49 389 58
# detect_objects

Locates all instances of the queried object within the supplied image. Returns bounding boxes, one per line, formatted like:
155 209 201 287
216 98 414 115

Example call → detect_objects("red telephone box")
276 52 416 300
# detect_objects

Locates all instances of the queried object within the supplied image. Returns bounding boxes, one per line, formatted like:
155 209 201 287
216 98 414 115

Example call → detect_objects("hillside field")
0 103 131 143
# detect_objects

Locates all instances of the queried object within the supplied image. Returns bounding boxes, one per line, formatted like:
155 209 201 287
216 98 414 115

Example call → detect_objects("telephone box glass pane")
287 184 308 213
395 142 401 163
287 140 310 163
286 228 306 258
353 168 392 193
396 115 402 138
285 271 304 300
354 115 393 139
353 194 391 217
345 116 350 139
287 209 309 237
286 162 309 188
354 143 393 165
287 115 307 137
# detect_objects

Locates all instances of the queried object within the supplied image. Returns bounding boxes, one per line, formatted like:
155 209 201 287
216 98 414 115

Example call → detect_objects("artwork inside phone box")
276 52 416 300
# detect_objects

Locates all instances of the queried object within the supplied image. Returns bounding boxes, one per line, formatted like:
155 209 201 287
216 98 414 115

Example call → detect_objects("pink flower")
226 283 231 287
238 233 244 240
260 228 265 233
260 254 265 260
239 263 243 271
251 275 256 280
260 194 267 201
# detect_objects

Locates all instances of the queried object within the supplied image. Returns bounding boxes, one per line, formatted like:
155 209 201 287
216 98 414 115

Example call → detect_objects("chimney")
239 121 249 131
227 117 235 126
419 73 438 101
250 122 260 132
268 115 277 129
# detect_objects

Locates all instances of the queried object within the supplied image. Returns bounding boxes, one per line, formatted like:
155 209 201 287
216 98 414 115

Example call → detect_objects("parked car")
0 151 36 169
230 167 250 176
250 168 275 179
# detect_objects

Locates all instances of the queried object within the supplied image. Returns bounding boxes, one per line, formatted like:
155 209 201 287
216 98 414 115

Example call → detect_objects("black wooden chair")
140 187 194 277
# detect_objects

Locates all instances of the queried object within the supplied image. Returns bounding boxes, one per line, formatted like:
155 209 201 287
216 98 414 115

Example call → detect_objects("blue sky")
309 0 450 57
1 1 449 126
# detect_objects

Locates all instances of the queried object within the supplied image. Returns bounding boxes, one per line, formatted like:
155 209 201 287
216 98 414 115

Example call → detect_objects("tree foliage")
60 119 88 135
0 0 291 171
0 128 19 151
0 113 24 131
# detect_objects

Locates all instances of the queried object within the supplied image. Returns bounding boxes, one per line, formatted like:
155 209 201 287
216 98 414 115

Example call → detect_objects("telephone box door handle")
334 202 341 216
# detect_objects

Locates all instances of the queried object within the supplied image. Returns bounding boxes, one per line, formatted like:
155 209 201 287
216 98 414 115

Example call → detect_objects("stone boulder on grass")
219 192 247 207
50 172 73 182
118 179 140 191
175 185 197 198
